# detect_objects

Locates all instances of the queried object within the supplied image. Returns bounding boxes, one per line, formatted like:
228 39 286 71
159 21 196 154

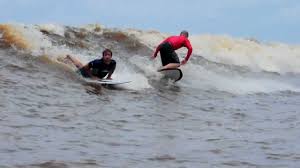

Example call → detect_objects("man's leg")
65 55 84 69
162 63 180 69
158 63 180 71
159 50 180 71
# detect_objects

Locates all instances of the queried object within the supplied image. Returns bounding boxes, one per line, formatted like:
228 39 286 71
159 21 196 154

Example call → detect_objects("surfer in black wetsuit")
65 49 116 80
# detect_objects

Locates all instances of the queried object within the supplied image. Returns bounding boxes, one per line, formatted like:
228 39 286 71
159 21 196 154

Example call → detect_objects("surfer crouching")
151 31 193 71
65 49 116 80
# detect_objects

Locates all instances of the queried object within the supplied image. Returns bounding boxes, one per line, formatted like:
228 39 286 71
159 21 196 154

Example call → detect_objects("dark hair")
102 49 112 56
180 30 189 38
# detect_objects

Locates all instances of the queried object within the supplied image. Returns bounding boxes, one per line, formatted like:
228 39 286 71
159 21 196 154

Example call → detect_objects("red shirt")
154 35 193 61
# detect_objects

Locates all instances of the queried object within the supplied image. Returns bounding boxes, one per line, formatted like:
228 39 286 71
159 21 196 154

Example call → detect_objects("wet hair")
102 49 112 57
180 30 189 38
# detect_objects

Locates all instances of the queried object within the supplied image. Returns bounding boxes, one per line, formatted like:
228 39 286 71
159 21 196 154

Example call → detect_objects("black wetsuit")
78 59 116 79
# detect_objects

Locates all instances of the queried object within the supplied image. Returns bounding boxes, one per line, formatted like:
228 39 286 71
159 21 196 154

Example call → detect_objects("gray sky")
1 0 300 43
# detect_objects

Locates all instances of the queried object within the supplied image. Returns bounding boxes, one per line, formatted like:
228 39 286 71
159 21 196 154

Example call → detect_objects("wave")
124 29 300 74
0 23 300 94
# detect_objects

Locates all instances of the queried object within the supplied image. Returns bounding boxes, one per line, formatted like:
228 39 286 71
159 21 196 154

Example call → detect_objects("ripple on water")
25 160 100 168
148 154 177 161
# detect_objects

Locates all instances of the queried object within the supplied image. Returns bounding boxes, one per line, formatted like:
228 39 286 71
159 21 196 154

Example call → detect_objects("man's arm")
151 38 169 59
181 39 193 65
106 72 113 80
106 62 116 80
151 45 161 59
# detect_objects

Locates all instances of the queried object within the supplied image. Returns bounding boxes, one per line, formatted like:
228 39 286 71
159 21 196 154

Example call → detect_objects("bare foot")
63 55 72 64
157 68 165 72
157 66 168 72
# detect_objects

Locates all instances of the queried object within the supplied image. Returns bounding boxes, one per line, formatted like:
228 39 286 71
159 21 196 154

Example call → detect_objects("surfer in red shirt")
151 30 193 71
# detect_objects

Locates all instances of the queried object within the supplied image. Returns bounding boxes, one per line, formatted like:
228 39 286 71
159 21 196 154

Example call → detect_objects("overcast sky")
1 0 299 43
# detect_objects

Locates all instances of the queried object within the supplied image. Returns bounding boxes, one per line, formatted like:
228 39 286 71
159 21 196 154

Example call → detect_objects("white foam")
7 23 78 63
189 35 300 74
122 29 300 74
81 24 104 35
118 29 300 93
36 24 65 37
124 29 169 49
118 55 154 90
181 64 300 94
7 23 300 93
8 24 52 55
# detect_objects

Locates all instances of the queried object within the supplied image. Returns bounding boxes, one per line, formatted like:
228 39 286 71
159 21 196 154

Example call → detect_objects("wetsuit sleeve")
106 61 116 79
153 45 161 58
184 39 193 61
153 38 169 57
110 61 116 72
154 43 163 57
88 60 96 68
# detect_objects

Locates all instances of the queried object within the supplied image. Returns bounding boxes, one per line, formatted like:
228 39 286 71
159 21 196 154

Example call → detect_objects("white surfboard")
85 79 131 85
159 68 183 82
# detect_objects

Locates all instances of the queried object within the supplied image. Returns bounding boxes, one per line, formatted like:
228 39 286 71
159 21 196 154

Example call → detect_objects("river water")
0 24 300 168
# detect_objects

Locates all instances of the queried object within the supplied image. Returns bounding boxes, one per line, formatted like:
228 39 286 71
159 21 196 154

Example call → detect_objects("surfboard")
159 68 183 82
85 79 131 85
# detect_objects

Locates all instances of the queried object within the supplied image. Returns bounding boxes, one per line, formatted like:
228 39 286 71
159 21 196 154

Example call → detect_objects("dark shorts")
159 42 180 66
77 68 91 78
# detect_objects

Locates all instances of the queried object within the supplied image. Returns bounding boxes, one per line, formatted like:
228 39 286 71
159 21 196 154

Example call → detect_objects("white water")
1 23 300 168
125 29 300 74
2 23 300 94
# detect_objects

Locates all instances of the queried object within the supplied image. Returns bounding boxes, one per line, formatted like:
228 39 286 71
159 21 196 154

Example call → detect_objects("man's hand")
181 59 188 65
150 54 156 60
